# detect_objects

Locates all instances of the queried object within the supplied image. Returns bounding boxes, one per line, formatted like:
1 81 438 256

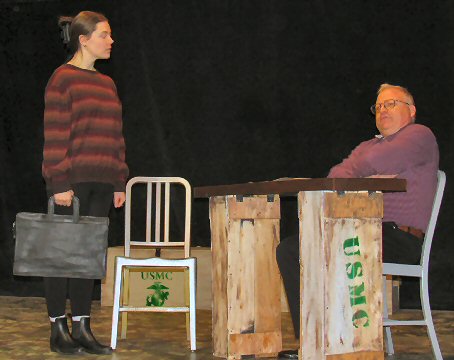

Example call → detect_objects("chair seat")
383 263 422 277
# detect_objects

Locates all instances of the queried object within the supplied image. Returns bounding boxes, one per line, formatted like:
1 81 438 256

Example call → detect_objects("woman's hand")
114 192 126 208
54 190 74 206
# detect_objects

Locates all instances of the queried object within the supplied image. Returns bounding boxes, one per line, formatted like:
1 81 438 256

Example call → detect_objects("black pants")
44 183 113 318
276 222 423 338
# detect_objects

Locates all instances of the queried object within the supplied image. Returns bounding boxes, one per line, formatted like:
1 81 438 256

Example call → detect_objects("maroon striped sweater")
42 64 129 193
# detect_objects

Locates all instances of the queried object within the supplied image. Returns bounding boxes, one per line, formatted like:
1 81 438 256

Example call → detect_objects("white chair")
383 170 446 359
111 177 196 351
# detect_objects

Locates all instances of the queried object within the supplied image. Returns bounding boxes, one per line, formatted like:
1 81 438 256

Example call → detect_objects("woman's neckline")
64 63 98 74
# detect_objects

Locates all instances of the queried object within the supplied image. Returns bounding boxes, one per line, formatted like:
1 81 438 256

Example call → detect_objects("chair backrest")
124 177 192 258
421 170 446 266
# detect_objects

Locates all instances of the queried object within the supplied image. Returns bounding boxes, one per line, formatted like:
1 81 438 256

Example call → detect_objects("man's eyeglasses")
370 99 412 115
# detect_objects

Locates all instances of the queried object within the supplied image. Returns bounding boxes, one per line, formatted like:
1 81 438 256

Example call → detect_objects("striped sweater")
42 64 129 193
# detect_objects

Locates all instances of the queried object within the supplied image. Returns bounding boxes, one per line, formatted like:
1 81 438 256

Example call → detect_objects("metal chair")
111 177 196 351
383 170 446 359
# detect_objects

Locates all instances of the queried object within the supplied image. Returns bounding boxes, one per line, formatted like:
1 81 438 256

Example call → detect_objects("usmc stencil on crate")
344 236 370 328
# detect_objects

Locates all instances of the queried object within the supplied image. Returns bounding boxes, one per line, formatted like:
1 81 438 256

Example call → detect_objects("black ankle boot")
50 317 84 355
72 317 112 355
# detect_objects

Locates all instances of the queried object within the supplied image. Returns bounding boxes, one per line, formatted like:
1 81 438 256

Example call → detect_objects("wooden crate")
210 195 282 359
299 191 384 360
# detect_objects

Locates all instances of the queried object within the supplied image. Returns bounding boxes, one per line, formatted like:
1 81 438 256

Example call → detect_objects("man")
277 84 439 359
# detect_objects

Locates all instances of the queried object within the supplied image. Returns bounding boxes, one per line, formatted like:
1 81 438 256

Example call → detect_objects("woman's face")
80 21 114 60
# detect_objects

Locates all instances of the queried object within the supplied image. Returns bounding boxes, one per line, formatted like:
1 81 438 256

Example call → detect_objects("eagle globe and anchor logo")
146 282 170 306
142 271 173 307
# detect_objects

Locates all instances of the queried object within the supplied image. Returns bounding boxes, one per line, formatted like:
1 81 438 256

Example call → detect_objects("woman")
42 11 128 355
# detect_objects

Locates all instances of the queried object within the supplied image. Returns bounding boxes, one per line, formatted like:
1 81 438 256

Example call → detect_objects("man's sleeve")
328 126 437 178
328 141 372 178
358 126 437 175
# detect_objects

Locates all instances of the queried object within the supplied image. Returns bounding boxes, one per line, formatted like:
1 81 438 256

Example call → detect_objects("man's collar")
376 123 414 140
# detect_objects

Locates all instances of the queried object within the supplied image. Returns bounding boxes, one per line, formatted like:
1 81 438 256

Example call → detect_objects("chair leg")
189 261 197 351
121 267 130 339
421 275 443 359
383 276 394 355
111 261 123 349
184 268 190 342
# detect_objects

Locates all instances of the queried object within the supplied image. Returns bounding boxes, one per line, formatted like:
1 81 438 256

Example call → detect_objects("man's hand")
54 190 74 207
114 192 126 208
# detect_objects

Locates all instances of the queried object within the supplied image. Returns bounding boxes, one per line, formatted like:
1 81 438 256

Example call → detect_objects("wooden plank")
255 352 279 358
326 350 384 360
227 355 241 360
228 195 280 219
227 218 256 335
210 196 229 358
323 192 383 219
194 178 406 198
254 215 282 354
229 331 282 357
323 218 383 355
392 279 400 314
299 191 325 360
385 276 400 316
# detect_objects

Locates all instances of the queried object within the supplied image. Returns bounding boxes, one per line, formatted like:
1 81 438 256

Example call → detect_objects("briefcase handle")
47 196 80 223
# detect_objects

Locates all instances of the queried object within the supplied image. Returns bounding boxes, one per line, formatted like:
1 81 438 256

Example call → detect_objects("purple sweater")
328 123 439 231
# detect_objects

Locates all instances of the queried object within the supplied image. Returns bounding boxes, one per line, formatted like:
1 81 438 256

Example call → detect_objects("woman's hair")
58 11 108 55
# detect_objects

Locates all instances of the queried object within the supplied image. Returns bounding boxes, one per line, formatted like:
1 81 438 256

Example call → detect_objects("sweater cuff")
51 180 72 194
114 182 126 192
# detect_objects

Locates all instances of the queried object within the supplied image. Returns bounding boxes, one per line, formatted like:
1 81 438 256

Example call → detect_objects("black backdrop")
1 0 453 309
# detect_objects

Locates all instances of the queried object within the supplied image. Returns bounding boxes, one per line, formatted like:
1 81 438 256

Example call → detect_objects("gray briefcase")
13 196 109 279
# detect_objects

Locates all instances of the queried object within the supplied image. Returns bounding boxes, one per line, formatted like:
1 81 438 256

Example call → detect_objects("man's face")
375 88 416 137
